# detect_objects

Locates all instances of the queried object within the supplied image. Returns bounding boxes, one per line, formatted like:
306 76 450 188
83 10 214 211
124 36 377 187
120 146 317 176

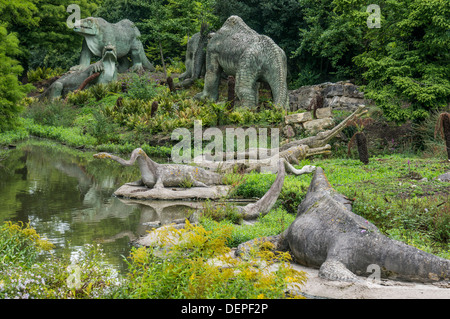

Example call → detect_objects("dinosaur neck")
315 105 366 146
108 148 158 176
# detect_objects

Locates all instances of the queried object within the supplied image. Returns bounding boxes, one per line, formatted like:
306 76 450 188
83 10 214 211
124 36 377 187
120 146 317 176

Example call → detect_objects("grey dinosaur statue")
177 23 210 88
71 17 155 73
194 16 289 109
39 44 117 100
279 167 450 283
93 148 223 189
194 143 330 174
195 105 367 173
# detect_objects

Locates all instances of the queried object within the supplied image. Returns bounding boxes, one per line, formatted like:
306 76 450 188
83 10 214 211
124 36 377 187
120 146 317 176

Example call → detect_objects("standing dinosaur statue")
194 16 289 109
177 23 210 88
279 167 450 283
71 17 155 73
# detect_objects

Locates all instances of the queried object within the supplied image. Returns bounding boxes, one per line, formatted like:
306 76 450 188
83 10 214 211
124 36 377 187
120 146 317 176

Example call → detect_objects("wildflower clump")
117 221 307 299
0 222 121 299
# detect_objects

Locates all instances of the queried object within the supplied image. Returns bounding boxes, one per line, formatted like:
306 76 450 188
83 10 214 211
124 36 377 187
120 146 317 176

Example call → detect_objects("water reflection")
0 139 195 272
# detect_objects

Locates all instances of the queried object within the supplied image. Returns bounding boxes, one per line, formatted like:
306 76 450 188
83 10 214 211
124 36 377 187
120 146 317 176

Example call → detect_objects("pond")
0 139 199 272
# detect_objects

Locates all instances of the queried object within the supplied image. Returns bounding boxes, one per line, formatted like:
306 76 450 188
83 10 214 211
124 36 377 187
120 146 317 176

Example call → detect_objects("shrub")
0 221 54 269
116 221 306 299
27 66 63 83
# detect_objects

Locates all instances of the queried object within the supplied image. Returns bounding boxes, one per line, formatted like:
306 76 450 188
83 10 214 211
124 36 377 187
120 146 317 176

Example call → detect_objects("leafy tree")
96 0 217 66
0 25 33 132
351 0 450 122
4 0 102 72
293 0 450 122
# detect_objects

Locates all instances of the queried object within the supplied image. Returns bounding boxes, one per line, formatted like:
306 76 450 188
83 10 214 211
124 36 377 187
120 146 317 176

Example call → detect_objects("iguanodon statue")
71 17 155 73
39 44 117 100
194 16 289 109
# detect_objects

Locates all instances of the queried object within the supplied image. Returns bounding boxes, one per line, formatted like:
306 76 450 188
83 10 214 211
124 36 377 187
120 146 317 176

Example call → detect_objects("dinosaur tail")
140 46 155 72
240 159 285 220
362 234 450 282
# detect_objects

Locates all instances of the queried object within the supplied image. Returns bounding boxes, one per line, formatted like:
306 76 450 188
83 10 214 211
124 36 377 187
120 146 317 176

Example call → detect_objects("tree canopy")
0 0 448 132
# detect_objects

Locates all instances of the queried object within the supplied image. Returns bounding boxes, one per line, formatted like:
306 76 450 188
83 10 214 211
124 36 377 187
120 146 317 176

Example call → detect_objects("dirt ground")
291 262 450 299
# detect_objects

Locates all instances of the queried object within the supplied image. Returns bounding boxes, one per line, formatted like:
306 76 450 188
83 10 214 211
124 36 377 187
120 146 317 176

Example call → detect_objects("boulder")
303 118 334 134
285 112 312 124
289 81 366 112
315 107 332 119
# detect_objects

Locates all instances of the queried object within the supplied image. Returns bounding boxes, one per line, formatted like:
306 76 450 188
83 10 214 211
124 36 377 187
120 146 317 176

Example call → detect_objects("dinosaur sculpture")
279 167 450 283
177 23 209 88
195 105 367 173
93 148 223 189
71 17 155 73
39 44 117 100
194 144 329 174
194 16 289 109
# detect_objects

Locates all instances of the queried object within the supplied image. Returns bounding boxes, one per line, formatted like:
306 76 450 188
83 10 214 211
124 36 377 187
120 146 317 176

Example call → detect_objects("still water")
0 139 197 272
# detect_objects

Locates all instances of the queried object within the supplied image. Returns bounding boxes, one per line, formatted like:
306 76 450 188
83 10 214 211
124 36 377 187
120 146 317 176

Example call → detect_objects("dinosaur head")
73 17 99 36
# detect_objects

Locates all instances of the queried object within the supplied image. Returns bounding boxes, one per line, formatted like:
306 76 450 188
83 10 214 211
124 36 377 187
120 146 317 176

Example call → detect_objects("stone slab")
114 184 232 200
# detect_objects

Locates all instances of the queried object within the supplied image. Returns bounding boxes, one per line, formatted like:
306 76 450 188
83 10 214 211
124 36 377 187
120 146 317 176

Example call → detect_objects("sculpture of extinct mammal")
71 17 155 73
194 16 289 109
279 167 450 283
39 44 117 100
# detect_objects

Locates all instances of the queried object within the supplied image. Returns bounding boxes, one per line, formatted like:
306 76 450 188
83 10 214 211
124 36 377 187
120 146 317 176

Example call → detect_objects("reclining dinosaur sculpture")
94 148 224 189
94 147 316 190
71 17 155 73
281 105 367 151
279 167 450 283
195 105 366 173
39 44 117 100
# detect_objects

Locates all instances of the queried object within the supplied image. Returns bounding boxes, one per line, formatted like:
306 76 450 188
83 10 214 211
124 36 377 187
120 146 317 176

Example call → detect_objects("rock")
315 107 332 119
289 81 366 112
114 184 232 200
303 118 334 134
282 125 296 138
285 112 312 124
435 171 450 182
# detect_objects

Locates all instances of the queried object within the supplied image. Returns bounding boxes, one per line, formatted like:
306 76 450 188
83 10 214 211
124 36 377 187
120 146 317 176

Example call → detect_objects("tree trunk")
442 113 450 160
355 132 369 164
159 41 167 77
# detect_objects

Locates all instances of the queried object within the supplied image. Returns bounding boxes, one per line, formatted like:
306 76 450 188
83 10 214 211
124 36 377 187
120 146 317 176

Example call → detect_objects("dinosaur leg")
192 180 209 188
235 53 259 108
129 40 145 73
48 82 64 100
71 39 92 71
283 159 316 175
153 177 164 189
195 52 221 101
319 258 359 282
